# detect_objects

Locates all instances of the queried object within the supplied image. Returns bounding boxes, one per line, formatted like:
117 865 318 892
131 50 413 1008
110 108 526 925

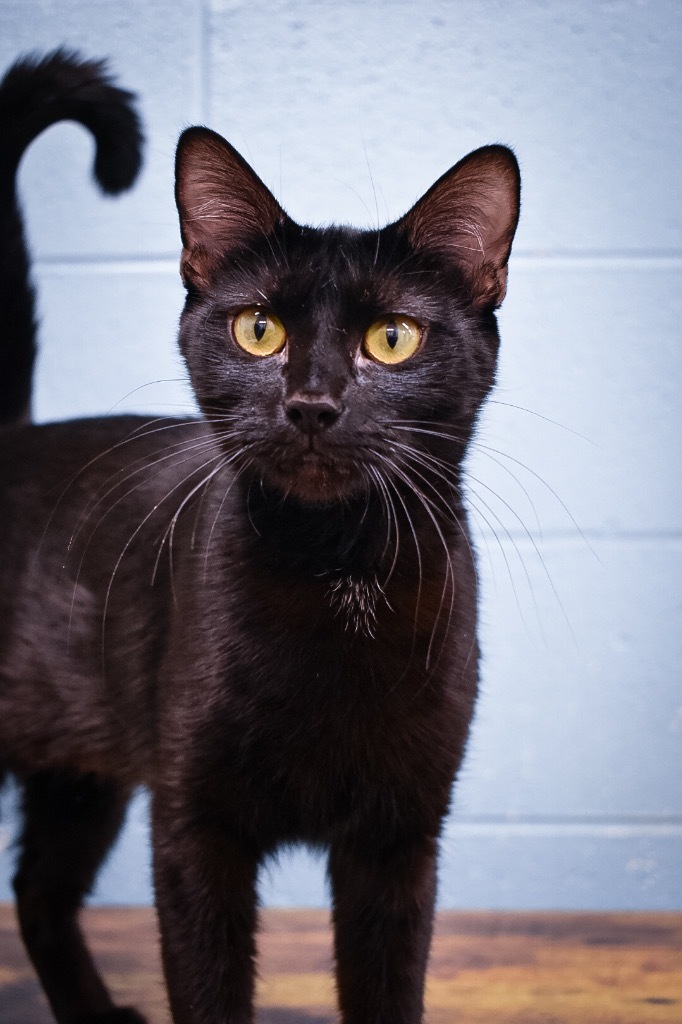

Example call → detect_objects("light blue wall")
0 0 680 910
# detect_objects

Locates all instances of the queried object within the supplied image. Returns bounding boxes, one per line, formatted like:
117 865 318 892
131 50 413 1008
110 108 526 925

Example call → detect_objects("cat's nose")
285 393 343 434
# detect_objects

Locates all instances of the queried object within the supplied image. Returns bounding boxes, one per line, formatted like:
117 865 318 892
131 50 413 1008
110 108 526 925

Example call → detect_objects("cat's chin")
265 453 365 506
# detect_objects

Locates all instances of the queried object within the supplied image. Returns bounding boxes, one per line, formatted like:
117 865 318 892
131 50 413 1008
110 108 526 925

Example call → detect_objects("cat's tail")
0 48 144 427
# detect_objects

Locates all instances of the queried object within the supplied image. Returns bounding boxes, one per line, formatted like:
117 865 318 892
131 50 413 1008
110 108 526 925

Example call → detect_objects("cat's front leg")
329 832 438 1024
151 793 259 1024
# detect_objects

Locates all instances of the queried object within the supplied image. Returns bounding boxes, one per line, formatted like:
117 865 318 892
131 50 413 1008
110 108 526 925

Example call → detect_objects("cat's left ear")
398 145 520 309
175 126 286 290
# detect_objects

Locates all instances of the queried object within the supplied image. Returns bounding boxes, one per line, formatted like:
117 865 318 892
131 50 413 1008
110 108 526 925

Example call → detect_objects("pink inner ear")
400 146 520 309
175 128 285 286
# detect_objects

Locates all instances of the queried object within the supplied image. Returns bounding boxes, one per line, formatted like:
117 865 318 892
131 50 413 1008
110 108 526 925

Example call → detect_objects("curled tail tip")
0 48 144 429
0 45 144 195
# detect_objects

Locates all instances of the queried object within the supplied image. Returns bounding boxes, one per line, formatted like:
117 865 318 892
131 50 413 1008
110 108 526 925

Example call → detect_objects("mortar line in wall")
34 251 682 275
35 256 180 275
473 528 682 546
453 813 682 827
513 250 682 270
444 821 682 840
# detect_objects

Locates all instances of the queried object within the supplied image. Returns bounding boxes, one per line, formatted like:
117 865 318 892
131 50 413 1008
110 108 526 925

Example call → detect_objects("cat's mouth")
267 449 364 504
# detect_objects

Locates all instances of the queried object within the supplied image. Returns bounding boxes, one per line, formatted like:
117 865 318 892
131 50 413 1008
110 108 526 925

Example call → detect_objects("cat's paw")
75 1009 148 1024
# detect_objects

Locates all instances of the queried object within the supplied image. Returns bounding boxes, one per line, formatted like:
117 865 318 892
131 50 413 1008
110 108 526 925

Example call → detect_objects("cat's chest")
220 564 459 755
202 598 456 842
163 544 470 840
231 563 431 681
322 573 386 638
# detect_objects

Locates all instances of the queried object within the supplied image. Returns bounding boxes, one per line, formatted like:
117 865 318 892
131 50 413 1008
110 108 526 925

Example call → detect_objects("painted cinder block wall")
0 0 680 910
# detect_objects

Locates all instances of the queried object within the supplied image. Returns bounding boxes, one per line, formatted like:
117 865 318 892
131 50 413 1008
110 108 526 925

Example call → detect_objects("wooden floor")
0 905 680 1023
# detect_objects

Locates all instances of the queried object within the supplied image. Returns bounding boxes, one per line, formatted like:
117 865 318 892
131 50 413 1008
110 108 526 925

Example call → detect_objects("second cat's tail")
0 48 144 426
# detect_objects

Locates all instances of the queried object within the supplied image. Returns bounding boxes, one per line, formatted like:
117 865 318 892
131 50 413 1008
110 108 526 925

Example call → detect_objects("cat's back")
0 414 222 781
0 413 217 528
1 413 206 490
0 413 222 601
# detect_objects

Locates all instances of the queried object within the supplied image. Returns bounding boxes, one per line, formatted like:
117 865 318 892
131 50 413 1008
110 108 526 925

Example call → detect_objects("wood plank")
0 904 680 1023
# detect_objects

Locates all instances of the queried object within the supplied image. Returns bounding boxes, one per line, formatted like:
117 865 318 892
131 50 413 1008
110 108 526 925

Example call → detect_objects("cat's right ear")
175 127 286 290
397 145 521 310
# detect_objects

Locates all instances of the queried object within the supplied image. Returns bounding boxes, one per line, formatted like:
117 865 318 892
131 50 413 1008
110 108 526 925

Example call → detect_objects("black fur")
0 50 519 1024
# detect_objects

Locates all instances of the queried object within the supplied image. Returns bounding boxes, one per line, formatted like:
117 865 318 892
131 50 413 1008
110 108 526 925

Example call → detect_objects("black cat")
0 48 520 1024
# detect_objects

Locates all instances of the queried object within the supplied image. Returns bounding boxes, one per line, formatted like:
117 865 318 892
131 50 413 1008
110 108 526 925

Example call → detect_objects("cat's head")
175 128 519 505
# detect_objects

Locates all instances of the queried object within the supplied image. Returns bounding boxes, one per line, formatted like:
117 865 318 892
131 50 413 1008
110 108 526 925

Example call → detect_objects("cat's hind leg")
13 770 146 1024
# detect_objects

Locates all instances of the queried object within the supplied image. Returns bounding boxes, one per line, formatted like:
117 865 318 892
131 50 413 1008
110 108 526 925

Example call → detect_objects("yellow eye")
232 307 286 357
363 316 422 365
